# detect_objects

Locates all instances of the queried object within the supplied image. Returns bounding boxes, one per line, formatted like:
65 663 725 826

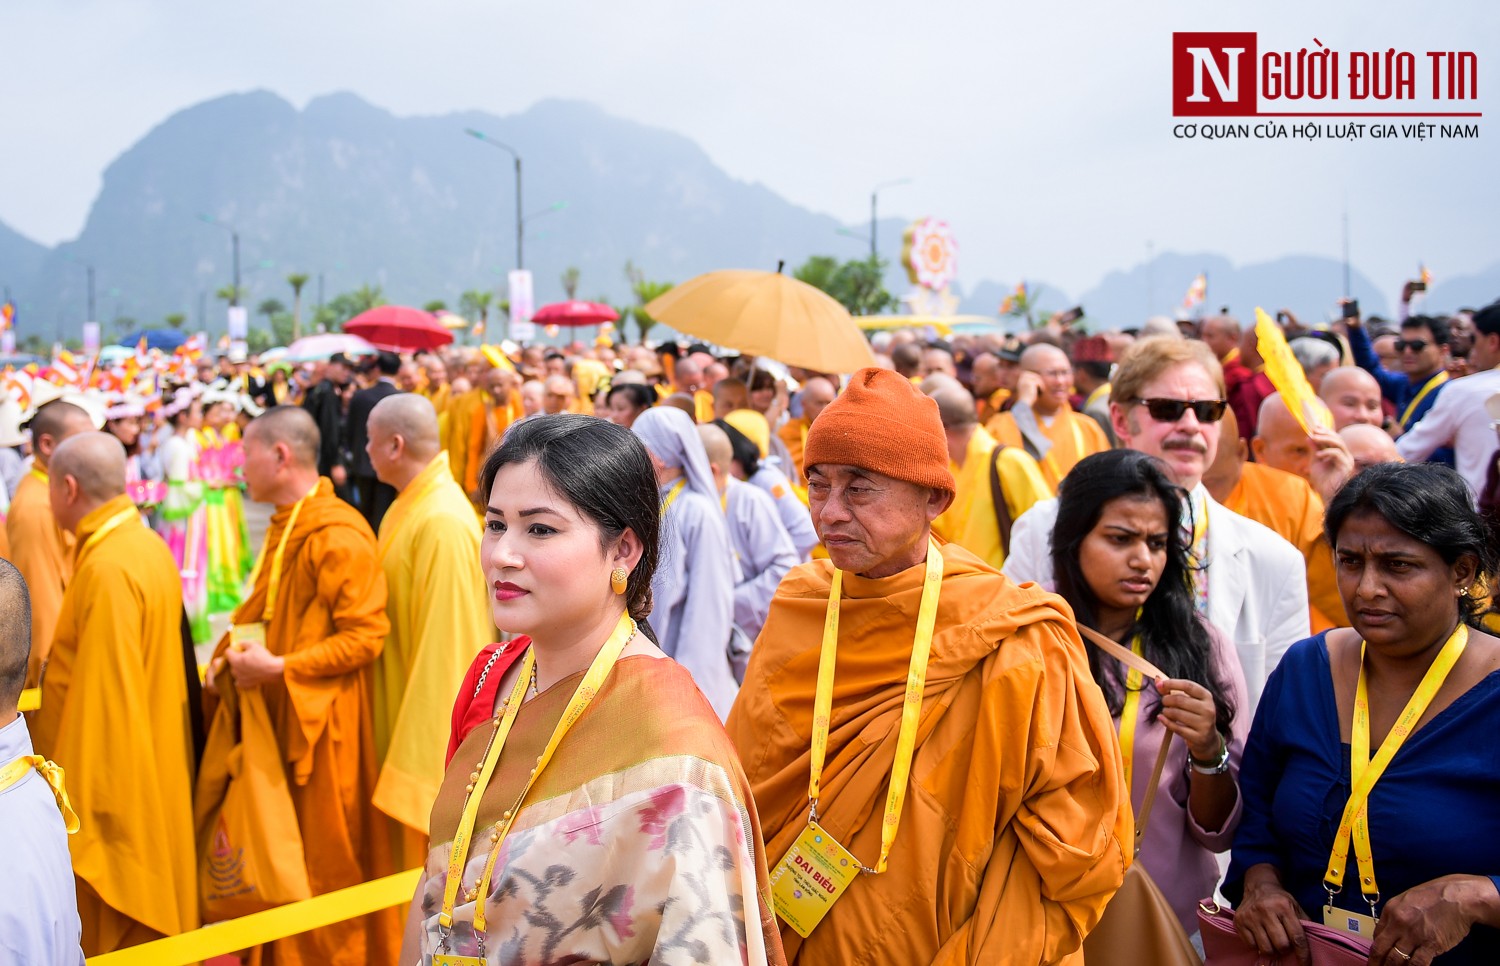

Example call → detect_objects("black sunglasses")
1130 398 1227 423
1394 338 1430 353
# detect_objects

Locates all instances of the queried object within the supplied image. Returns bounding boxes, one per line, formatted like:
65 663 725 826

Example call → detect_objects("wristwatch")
1188 735 1231 776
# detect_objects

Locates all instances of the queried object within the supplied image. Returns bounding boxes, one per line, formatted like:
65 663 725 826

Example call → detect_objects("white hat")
0 398 25 448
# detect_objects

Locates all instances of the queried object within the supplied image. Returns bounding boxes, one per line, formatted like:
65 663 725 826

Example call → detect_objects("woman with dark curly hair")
402 414 784 965
1051 449 1246 936
1226 461 1500 965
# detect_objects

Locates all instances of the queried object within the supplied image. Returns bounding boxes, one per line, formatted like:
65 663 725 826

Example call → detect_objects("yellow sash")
660 479 686 515
0 755 80 833
245 482 320 620
1116 635 1146 793
1398 370 1448 429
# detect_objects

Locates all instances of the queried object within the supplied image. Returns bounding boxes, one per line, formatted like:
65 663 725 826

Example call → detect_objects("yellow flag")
1255 307 1333 436
480 344 517 373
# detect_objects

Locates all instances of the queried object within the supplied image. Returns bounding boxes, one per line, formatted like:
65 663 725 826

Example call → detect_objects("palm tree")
459 289 494 343
287 273 309 341
164 312 187 330
423 299 448 314
625 261 672 345
561 266 581 300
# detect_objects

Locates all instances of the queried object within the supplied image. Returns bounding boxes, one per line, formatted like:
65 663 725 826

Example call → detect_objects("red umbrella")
344 305 454 352
531 300 619 327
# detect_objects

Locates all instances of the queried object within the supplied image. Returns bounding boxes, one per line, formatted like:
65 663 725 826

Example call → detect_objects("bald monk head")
1019 343 1073 417
922 347 957 379
801 377 838 425
542 375 575 415
368 394 442 492
27 400 95 470
924 380 980 467
697 424 733 494
1251 393 1313 480
1318 366 1384 430
1341 423 1403 473
0 559 31 720
242 405 322 506
662 393 698 420
1202 406 1249 503
673 358 704 393
48 432 127 533
712 378 750 421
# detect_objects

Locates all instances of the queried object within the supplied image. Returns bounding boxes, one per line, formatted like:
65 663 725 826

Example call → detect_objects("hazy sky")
2 0 1495 300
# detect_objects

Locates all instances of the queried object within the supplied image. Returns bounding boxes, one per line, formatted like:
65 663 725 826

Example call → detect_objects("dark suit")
344 380 400 529
301 379 346 479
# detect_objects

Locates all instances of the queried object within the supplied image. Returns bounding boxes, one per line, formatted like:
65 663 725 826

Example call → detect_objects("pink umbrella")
344 305 454 351
284 333 378 363
531 300 620 327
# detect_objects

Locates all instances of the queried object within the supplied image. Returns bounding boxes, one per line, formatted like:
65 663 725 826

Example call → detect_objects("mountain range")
1 91 1495 344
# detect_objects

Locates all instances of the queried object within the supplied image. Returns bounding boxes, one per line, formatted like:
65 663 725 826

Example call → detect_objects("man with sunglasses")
1395 300 1500 497
1003 338 1308 711
1347 310 1455 466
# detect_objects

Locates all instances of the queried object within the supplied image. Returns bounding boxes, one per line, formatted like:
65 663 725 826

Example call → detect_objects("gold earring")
610 566 629 596
1459 587 1471 598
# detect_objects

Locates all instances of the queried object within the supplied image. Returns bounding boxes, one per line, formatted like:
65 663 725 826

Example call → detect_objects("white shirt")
0 715 84 966
1396 367 1500 498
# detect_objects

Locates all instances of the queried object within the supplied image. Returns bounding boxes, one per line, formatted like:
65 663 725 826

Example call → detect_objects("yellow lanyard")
246 482 319 620
78 507 136 559
660 479 685 515
377 469 447 563
1116 635 1146 793
29 465 48 485
808 539 943 874
1399 370 1448 429
437 611 637 942
1323 624 1468 910
0 755 80 833
1084 382 1112 411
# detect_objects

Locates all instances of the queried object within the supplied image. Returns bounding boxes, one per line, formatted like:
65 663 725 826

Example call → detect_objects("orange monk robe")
5 468 76 686
692 388 715 424
33 494 196 955
206 479 394 965
777 417 811 486
572 358 611 415
987 405 1111 491
421 382 452 442
463 389 524 498
443 387 486 502
976 387 1011 425
932 425 1053 570
727 541 1130 965
372 453 494 869
1223 462 1346 633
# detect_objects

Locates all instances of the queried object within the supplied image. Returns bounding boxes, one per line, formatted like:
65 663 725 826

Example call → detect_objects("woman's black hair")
479 413 660 630
713 418 761 479
1324 461 1497 626
1051 449 1234 735
605 382 655 414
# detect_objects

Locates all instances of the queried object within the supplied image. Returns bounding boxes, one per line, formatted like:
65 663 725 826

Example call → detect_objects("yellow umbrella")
644 269 875 373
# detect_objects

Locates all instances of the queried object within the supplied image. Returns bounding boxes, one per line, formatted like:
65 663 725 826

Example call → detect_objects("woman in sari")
402 413 784 966
197 390 251 619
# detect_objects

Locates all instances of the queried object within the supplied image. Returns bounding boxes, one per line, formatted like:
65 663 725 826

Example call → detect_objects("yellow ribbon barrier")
86 868 421 966
19 688 40 712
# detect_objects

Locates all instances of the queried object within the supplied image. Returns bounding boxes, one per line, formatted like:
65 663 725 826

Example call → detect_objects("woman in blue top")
1225 462 1500 965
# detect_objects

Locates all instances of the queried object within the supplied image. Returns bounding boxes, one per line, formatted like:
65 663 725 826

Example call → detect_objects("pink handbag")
1198 898 1373 965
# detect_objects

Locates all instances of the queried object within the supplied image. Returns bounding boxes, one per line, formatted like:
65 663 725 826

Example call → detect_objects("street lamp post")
198 214 241 305
870 178 913 263
465 128 524 271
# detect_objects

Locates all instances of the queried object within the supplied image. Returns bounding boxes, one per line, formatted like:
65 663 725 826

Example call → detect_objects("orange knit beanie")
803 367 956 493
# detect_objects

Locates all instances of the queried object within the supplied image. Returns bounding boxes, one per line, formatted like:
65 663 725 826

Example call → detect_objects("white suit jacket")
1002 489 1309 713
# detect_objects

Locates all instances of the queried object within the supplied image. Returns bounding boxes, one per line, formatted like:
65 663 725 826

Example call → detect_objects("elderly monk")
203 406 393 964
1205 408 1347 633
1318 365 1385 430
7 400 94 686
728 367 1128 965
714 377 751 420
367 395 494 869
1342 422 1403 472
1251 393 1358 503
673 357 716 423
459 367 523 501
35 432 195 954
924 378 1051 569
986 344 1109 489
778 376 837 487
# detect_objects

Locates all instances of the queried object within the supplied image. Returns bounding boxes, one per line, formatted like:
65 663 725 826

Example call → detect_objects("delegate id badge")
770 820 860 938
229 622 266 650
1323 902 1378 939
431 955 485 966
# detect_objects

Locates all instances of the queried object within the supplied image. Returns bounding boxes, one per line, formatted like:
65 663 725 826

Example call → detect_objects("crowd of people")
1 289 1498 965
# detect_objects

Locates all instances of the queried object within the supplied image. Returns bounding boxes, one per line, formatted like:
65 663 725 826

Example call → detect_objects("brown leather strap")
988 443 1014 555
1077 623 1175 854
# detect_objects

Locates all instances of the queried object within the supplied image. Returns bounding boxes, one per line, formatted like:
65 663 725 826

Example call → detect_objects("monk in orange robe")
204 406 395 965
463 368 522 498
728 368 1129 965
776 377 837 487
986 345 1110 490
6 400 94 687
34 432 197 954
1204 407 1347 632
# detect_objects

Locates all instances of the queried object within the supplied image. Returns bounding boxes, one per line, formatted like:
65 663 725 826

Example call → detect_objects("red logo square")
1173 32 1258 116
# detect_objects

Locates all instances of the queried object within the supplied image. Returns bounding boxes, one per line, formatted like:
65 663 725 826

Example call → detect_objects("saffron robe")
443 388 486 504
373 453 494 869
33 494 196 954
6 469 75 687
1223 462 1347 633
777 417 811 486
987 405 1110 491
727 540 1130 965
932 425 1053 570
205 478 393 965
463 390 523 499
